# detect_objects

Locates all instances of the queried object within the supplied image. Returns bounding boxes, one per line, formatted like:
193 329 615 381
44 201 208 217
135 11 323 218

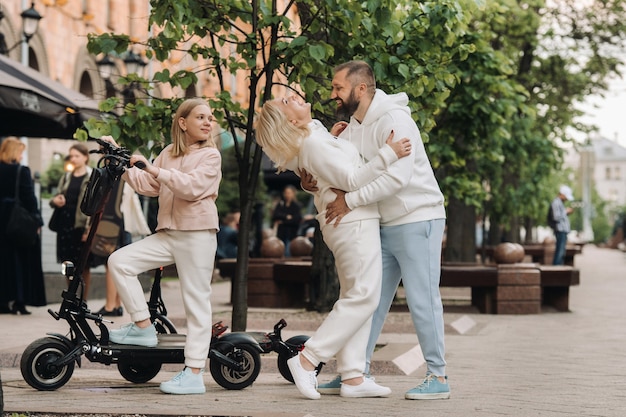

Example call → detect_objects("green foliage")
83 0 626 313
39 156 66 196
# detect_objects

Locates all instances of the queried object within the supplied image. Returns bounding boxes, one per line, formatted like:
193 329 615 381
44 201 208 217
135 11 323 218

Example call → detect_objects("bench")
217 258 311 308
440 263 580 313
478 244 583 266
217 258 580 314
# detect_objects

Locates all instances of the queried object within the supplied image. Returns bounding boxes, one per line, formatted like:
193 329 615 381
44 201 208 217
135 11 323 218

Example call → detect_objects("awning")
0 54 101 139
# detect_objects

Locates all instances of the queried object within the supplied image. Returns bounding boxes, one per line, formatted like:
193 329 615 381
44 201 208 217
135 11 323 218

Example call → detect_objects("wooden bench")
440 263 579 313
478 244 583 266
218 258 580 313
217 258 311 308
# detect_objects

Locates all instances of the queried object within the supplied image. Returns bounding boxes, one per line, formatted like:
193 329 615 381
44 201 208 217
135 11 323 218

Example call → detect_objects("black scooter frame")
20 139 263 391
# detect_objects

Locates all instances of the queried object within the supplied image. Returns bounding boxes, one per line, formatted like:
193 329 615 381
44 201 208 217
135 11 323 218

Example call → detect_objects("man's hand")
325 188 350 227
330 121 348 137
299 168 319 192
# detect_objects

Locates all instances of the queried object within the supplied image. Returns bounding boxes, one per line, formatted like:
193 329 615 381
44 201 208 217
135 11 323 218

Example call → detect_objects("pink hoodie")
123 144 222 232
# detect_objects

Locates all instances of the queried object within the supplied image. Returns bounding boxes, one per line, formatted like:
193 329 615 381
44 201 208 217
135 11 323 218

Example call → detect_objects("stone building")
0 0 258 176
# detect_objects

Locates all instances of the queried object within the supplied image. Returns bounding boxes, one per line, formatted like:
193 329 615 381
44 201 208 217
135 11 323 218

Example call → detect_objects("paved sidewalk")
2 245 626 416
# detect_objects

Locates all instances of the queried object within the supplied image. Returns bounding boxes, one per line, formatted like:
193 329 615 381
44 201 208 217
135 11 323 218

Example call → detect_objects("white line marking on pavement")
392 344 425 376
450 315 476 335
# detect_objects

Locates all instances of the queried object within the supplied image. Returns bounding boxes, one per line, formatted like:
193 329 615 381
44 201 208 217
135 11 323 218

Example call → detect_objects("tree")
433 0 626 259
84 0 476 329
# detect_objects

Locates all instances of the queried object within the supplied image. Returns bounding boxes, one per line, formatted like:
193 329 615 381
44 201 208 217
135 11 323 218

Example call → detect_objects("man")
550 185 574 265
313 60 449 400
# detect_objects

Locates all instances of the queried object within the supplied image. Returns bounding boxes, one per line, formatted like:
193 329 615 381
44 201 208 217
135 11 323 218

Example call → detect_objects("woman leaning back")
255 95 412 399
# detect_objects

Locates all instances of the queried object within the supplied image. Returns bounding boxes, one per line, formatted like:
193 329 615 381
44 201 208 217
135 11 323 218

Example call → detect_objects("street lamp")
123 50 146 77
21 2 42 42
96 50 147 104
96 50 147 80
0 2 42 54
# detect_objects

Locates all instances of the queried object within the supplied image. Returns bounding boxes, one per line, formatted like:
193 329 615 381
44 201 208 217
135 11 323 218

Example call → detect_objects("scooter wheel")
278 335 310 383
20 337 75 391
209 343 261 390
117 361 162 383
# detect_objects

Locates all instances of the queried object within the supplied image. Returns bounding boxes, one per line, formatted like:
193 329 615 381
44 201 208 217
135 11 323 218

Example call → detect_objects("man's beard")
335 89 359 121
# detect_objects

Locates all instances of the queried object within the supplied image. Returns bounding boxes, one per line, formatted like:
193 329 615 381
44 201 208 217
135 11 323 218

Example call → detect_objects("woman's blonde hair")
170 98 216 157
0 137 26 164
255 100 309 172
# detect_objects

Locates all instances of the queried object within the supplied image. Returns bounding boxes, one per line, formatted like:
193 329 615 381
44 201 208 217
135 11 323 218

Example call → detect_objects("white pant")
302 218 381 380
108 229 216 369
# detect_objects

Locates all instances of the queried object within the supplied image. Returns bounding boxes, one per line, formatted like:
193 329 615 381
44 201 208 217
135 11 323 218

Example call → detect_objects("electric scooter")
147 267 314 388
19 139 306 391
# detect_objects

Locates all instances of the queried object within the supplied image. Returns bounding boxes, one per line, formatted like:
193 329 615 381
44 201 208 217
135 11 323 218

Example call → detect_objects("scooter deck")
103 333 187 349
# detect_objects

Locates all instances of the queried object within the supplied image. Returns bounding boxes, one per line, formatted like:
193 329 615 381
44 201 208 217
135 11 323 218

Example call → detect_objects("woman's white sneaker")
287 354 320 399
340 378 392 398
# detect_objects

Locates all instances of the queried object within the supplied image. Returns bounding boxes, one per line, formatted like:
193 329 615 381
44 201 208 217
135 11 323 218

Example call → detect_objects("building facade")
0 0 262 176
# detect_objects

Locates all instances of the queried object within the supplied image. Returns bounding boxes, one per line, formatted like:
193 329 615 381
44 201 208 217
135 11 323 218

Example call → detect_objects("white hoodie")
284 119 400 229
340 89 446 226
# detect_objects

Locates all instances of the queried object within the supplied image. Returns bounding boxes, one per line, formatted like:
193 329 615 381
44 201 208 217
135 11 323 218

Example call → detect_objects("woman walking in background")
49 143 93 299
0 137 46 314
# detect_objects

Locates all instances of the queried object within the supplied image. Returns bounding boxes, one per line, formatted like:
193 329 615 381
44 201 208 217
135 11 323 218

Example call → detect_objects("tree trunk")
310 223 339 312
443 197 477 262
231 198 256 331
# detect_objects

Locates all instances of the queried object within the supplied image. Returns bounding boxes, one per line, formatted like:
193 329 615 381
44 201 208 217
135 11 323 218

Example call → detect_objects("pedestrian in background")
49 143 93 299
271 184 302 256
216 210 239 260
0 137 46 314
549 185 574 265
93 181 151 316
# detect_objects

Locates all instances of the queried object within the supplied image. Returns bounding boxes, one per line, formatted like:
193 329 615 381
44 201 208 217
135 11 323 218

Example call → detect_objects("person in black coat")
271 184 302 256
0 137 46 314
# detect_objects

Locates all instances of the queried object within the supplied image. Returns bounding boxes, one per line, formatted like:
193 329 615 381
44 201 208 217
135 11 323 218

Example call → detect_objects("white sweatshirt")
286 119 400 227
340 89 446 226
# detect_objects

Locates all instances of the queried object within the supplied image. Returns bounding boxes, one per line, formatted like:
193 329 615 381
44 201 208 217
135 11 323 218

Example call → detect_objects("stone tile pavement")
2 245 626 416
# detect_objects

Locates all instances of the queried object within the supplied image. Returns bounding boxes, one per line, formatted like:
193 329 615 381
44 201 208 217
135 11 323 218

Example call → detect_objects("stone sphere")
542 236 556 246
289 236 313 257
493 242 525 264
260 236 285 258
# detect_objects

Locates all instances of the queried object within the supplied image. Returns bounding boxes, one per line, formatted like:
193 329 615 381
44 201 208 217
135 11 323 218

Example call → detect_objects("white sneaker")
160 368 206 395
340 377 392 398
287 354 320 399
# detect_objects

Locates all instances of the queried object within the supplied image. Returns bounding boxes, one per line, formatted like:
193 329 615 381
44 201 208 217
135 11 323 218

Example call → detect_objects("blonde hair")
0 137 26 164
255 100 310 172
170 98 216 157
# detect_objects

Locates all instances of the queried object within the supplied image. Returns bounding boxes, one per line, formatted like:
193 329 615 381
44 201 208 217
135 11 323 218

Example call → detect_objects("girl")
104 97 221 395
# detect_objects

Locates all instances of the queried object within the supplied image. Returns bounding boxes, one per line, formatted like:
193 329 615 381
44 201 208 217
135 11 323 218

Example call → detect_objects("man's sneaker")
405 373 450 400
340 377 391 398
160 368 206 395
287 354 320 399
318 375 341 395
108 323 158 347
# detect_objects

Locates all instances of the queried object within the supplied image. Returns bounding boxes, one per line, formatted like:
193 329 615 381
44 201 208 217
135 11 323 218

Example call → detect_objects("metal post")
581 140 595 242
20 0 29 166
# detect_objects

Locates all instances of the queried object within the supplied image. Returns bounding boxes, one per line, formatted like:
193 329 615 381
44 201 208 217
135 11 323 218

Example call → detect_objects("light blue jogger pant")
364 218 447 377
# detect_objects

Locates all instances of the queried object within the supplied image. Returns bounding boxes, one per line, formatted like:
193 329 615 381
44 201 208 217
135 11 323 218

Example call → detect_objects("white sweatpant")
108 229 216 369
302 218 382 380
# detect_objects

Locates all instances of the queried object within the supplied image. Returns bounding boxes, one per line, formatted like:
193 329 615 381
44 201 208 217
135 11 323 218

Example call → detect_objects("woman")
93 181 151 317
50 143 93 298
104 97 221 395
255 96 412 399
0 137 46 314
271 184 302 255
